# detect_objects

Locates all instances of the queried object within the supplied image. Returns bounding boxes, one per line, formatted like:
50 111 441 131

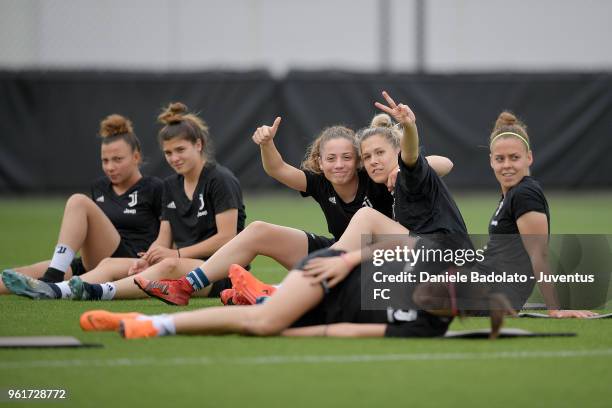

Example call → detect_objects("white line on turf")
1 348 611 369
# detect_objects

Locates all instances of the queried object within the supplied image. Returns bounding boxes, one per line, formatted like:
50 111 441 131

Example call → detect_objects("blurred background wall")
1 0 611 192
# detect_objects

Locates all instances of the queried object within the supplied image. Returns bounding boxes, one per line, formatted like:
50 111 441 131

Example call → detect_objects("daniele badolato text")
362 245 596 310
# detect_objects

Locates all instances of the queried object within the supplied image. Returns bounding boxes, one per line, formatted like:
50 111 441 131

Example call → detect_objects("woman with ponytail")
5 103 246 301
78 105 509 339
54 102 248 301
119 114 454 306
2 114 163 298
481 111 596 317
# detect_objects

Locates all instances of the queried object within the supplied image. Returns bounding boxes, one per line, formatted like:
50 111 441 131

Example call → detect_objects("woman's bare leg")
172 270 324 336
129 221 309 288
331 207 409 252
3 194 121 287
199 221 309 282
78 258 139 284
57 194 121 270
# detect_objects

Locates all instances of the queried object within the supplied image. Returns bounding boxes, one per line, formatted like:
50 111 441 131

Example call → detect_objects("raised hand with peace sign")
374 90 420 167
374 91 416 127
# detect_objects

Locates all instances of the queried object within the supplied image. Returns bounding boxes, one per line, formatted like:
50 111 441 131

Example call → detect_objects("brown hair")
489 111 530 151
300 126 358 174
99 114 142 155
157 102 214 159
356 113 401 151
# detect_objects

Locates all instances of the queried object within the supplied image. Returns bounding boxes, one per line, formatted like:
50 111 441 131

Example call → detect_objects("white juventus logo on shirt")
328 197 336 205
362 197 373 208
491 199 504 226
96 195 105 203
198 193 205 210
128 191 138 207
197 193 208 217
167 201 177 209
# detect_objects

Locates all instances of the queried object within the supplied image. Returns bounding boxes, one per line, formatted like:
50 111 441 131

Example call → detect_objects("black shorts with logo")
304 231 336 254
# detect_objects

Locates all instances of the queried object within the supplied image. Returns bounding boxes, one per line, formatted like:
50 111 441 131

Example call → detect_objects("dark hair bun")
158 102 189 125
99 114 133 138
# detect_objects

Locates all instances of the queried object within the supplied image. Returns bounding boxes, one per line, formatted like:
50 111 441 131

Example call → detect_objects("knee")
242 310 285 337
243 221 274 239
66 193 93 210
354 206 378 219
159 257 180 270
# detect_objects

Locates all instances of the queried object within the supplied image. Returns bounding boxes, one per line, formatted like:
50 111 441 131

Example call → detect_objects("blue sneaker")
69 276 85 300
69 276 102 300
1 269 60 299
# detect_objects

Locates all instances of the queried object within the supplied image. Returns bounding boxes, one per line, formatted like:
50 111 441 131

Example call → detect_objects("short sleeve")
151 178 164 220
397 152 432 194
210 173 242 215
299 170 324 199
160 181 171 221
510 185 547 221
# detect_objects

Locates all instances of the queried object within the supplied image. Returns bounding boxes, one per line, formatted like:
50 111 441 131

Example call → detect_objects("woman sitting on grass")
2 114 163 297
69 110 454 304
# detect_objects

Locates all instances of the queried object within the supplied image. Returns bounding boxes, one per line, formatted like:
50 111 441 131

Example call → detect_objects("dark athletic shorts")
304 231 335 253
290 248 387 328
69 239 138 276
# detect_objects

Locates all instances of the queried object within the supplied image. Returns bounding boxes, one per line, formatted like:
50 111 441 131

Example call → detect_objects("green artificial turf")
0 192 611 407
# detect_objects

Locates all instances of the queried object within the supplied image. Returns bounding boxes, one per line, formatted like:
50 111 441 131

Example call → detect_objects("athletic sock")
40 267 65 283
143 314 175 336
42 244 75 282
55 281 73 299
82 282 103 300
100 283 116 300
185 267 210 291
44 282 62 299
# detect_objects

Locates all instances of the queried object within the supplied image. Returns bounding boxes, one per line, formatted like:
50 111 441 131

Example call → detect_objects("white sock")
55 281 73 299
144 314 176 336
100 283 116 300
49 244 75 273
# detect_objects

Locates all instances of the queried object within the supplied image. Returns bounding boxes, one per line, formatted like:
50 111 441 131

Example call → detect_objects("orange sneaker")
119 318 159 339
220 288 251 306
133 276 193 306
220 288 235 305
80 310 142 331
228 264 276 305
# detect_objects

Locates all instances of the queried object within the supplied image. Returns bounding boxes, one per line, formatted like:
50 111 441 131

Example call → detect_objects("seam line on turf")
1 348 612 369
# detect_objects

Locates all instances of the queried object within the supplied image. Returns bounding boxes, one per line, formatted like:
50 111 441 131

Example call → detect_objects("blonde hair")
356 113 401 152
489 111 530 151
300 126 358 174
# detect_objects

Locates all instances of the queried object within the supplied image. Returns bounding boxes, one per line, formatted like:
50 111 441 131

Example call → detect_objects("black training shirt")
300 169 393 240
393 153 467 235
481 176 550 273
91 176 163 255
161 163 246 250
